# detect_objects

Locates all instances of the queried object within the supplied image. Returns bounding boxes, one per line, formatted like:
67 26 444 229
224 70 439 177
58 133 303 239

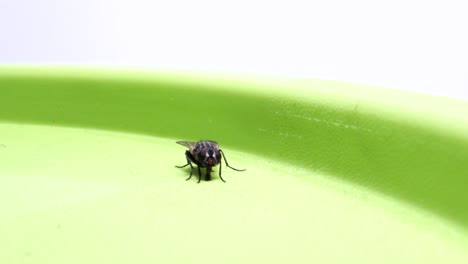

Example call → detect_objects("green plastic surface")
1 67 468 263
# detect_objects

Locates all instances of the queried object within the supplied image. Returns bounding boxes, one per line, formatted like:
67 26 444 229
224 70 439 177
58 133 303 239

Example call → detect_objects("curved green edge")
1 66 468 230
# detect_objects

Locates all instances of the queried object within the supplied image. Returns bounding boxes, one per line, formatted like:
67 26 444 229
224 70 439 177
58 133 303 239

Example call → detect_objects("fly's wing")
176 141 197 151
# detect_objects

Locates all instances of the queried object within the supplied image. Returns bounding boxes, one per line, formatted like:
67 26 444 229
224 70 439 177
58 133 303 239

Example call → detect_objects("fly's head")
192 141 221 167
198 147 221 167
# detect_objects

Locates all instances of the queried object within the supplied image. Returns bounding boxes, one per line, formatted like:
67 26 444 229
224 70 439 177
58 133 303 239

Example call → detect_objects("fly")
175 140 246 183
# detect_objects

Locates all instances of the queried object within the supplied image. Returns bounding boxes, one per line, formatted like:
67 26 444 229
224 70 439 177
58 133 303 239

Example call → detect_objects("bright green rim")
1 66 468 231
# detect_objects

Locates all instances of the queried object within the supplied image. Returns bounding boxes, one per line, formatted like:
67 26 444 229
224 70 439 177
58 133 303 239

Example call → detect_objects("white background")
0 0 467 100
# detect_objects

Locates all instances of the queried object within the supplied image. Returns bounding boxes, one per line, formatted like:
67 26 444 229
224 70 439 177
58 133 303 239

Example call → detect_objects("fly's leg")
218 161 226 183
220 149 246 172
176 151 197 181
197 166 202 183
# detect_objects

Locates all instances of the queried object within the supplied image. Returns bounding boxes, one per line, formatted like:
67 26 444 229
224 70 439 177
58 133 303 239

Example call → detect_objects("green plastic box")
1 67 467 263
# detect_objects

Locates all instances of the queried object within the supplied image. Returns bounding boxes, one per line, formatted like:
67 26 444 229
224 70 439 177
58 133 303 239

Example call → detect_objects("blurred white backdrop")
0 0 467 99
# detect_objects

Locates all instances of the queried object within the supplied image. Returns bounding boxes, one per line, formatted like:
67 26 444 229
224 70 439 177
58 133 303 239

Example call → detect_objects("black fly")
175 140 246 183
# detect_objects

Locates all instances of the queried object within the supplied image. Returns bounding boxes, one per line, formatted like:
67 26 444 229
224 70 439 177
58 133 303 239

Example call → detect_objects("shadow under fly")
175 140 246 183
